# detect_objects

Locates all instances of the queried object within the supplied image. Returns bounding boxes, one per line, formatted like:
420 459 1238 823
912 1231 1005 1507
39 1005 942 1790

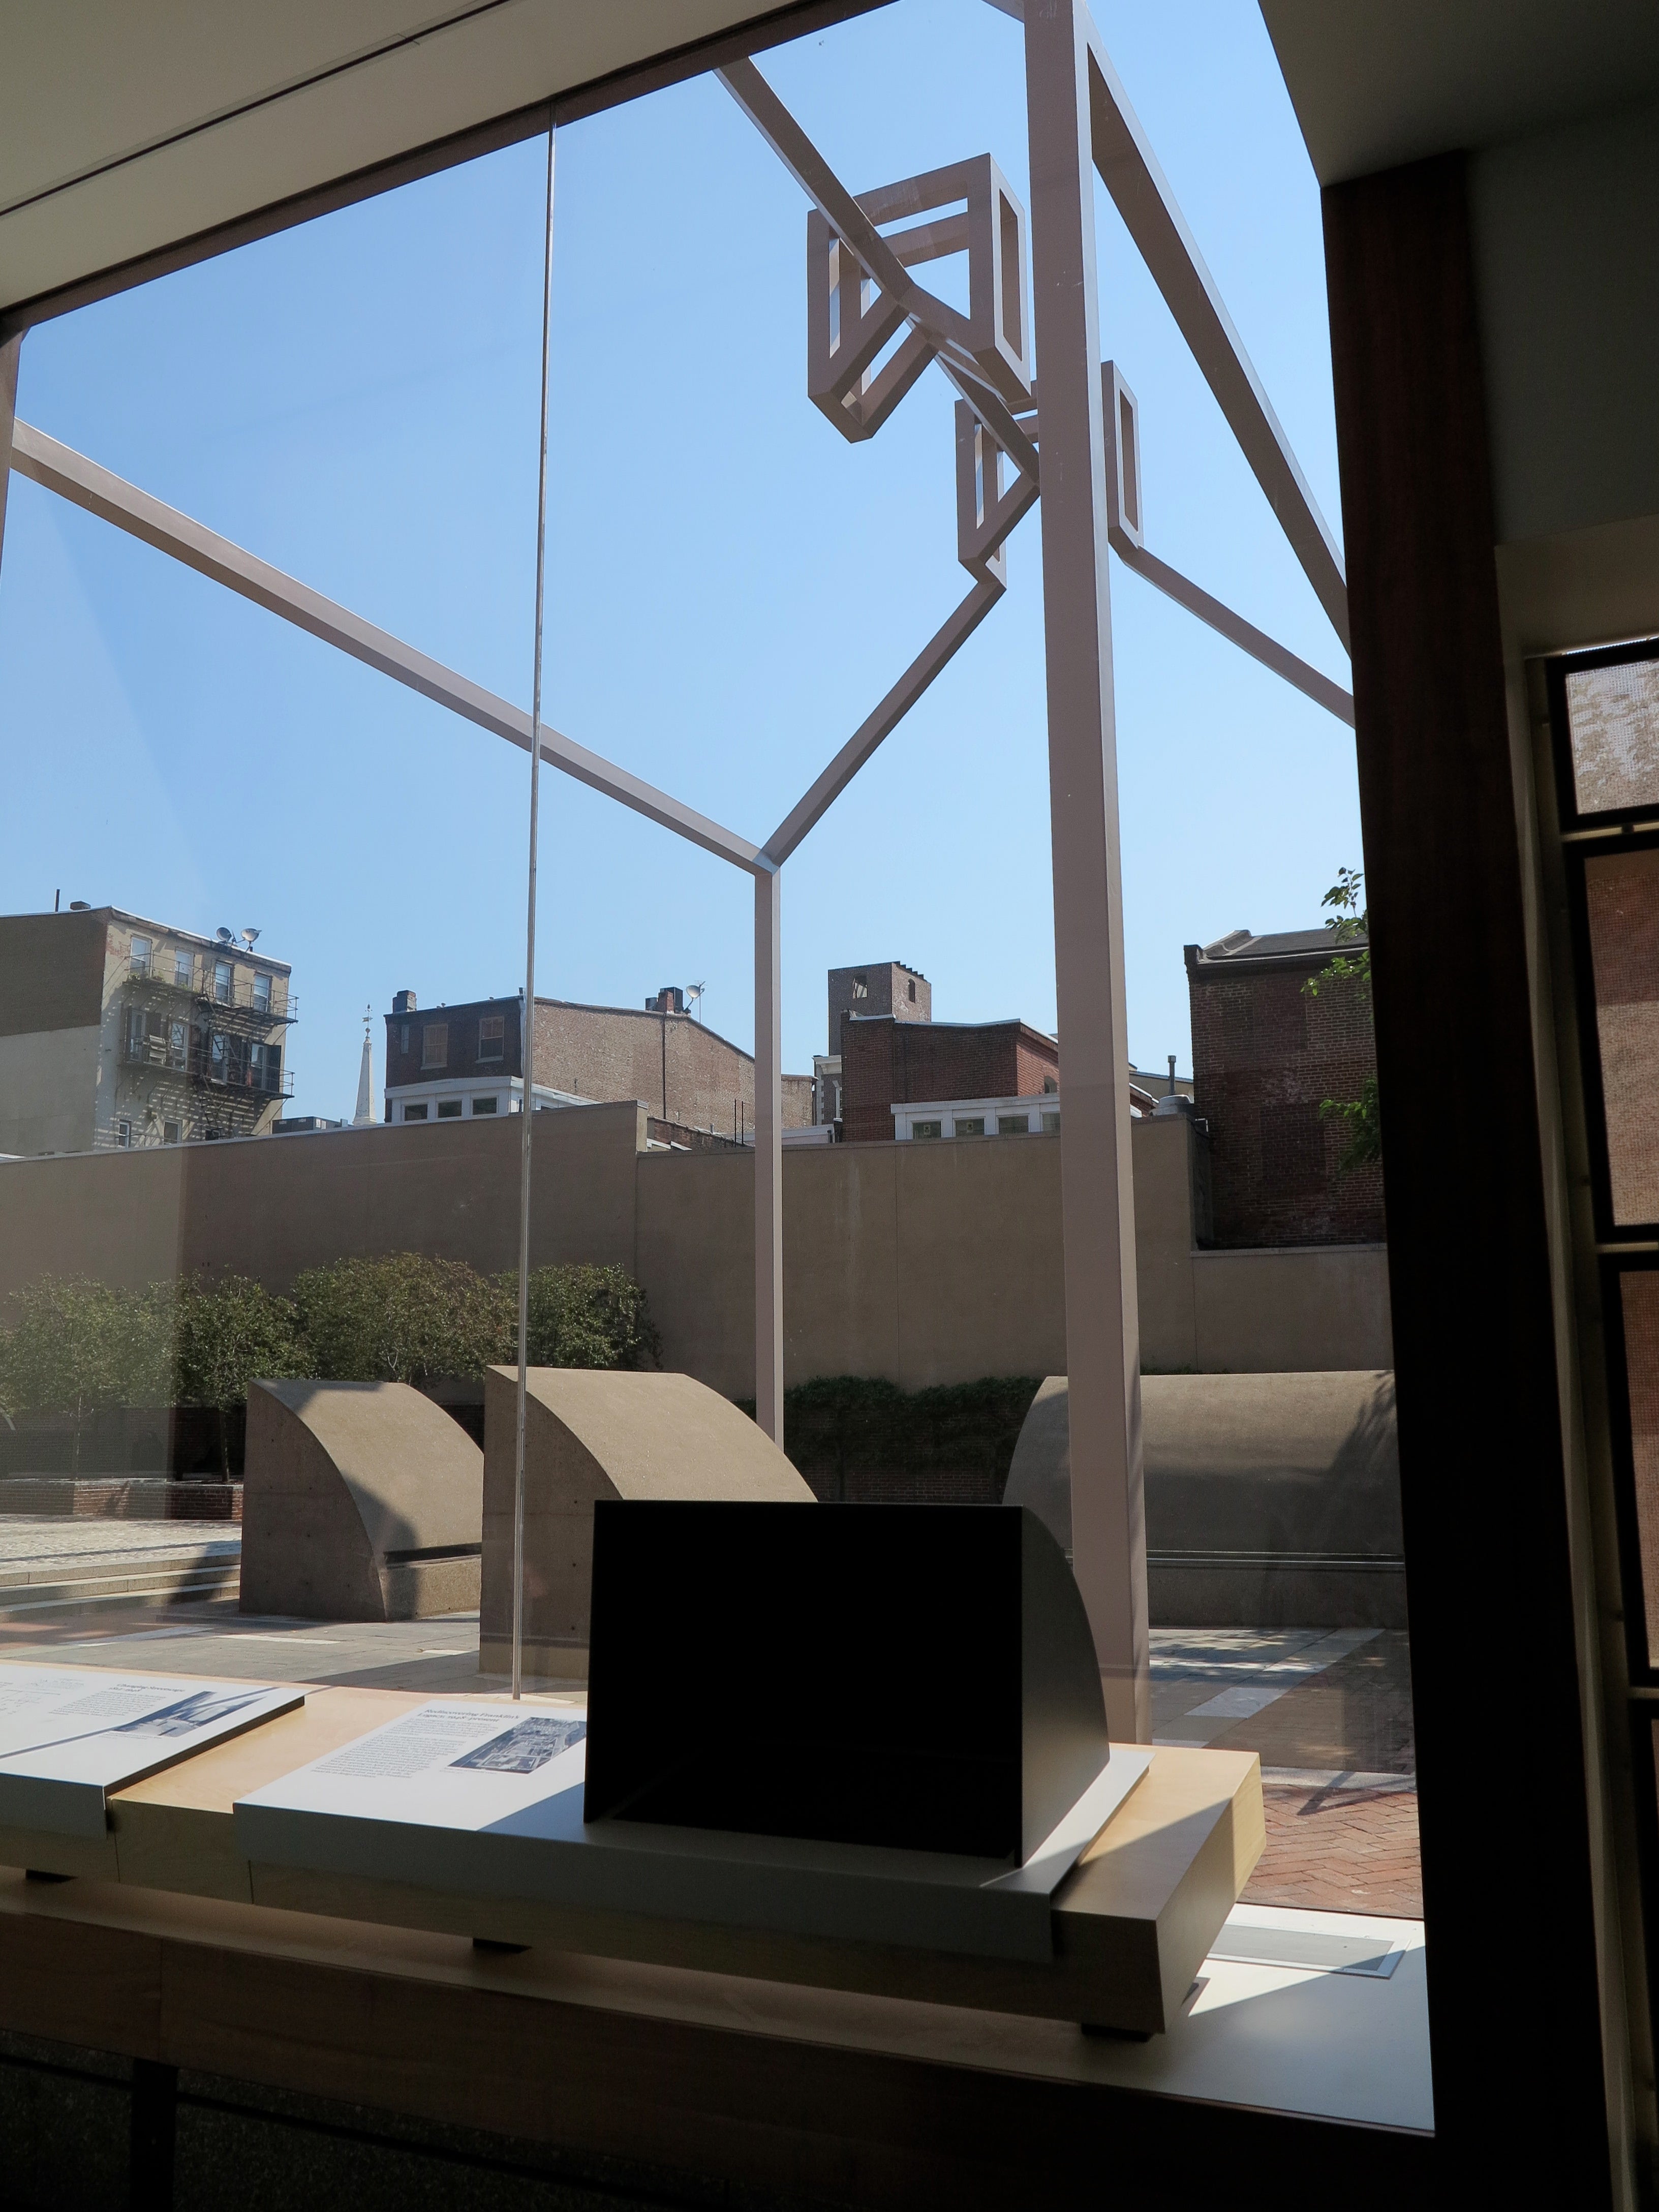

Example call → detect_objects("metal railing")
118 1034 292 1096
117 954 295 1023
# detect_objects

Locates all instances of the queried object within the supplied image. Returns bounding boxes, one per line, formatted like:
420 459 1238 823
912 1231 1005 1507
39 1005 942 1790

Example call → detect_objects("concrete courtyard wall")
0 1105 1392 1389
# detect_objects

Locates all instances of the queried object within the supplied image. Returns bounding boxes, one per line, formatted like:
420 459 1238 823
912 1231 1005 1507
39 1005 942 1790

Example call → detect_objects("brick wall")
384 997 521 1091
1189 959 1383 1246
841 1017 1059 1144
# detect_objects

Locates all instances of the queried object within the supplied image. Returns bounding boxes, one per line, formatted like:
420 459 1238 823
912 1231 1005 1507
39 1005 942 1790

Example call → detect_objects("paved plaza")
0 1523 1421 1913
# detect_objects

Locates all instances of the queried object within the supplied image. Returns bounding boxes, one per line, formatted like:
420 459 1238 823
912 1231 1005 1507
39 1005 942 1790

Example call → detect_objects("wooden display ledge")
0 1680 1263 2036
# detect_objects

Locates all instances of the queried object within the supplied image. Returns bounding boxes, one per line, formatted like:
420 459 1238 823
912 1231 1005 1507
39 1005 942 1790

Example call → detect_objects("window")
907 979 916 1002
168 1020 187 1070
437 1098 463 1119
852 975 868 999
911 1119 942 1140
214 960 232 1004
955 1116 986 1138
174 950 192 988
163 1120 180 1145
478 1016 504 1062
422 1023 448 1069
116 1119 132 1148
130 935 151 977
126 1006 147 1058
403 1102 428 1122
1041 1111 1060 1134
210 1031 228 1074
1042 1075 1058 1094
471 1095 499 1114
252 972 271 1012
998 1114 1031 1135
400 1024 411 1054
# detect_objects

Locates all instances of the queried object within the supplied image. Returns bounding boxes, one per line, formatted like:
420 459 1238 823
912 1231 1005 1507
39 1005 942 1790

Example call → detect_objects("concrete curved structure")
1004 1371 1402 1627
242 1380 483 1621
479 1367 813 1680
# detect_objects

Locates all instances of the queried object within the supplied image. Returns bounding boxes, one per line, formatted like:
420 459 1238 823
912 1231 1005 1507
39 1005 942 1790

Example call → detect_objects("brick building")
384 987 812 1138
0 905 293 1155
1185 926 1382 1247
841 1015 1059 1145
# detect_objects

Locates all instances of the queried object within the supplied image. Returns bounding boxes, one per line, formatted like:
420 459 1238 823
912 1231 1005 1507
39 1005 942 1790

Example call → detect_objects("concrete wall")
0 1101 1392 1387
0 1027 100 1157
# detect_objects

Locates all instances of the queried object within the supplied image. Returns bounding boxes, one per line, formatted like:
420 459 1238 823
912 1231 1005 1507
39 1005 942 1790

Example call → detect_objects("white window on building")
437 1098 462 1119
130 935 152 977
404 1102 428 1122
174 949 192 988
998 1113 1031 1136
477 1016 504 1063
252 971 271 1012
163 1120 181 1145
472 1095 499 1114
210 1031 228 1074
911 1119 942 1141
116 1119 132 1148
126 1006 147 1059
214 960 232 1004
168 1020 188 1069
422 1023 448 1069
956 1116 986 1138
1041 1111 1060 1134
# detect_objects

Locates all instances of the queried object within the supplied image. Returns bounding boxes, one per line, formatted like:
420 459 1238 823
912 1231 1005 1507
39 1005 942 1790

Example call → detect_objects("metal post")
754 865 784 1445
1024 0 1149 1741
513 116 557 1702
0 333 22 582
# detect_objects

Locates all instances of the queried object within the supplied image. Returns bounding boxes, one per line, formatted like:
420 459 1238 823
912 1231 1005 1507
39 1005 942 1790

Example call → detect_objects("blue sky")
0 0 1358 1120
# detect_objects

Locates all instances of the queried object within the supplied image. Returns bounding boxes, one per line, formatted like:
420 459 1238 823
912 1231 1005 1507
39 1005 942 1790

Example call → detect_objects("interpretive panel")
0 1666 304 1838
235 1698 1150 1963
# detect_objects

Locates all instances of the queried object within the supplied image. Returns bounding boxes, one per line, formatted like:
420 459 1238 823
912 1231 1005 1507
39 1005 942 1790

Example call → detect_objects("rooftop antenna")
687 981 706 1022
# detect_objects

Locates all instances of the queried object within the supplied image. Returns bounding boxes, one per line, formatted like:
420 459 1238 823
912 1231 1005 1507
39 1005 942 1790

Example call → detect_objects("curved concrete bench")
242 1380 483 1621
1004 1371 1402 1628
479 1368 813 1680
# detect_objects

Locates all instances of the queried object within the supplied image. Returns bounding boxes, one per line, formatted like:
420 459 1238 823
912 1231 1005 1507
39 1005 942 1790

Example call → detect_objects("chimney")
646 986 685 1015
392 990 417 1015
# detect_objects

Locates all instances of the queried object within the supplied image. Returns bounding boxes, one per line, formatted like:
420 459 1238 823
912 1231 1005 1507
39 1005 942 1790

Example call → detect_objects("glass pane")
1584 846 1659 1224
1565 655 1659 817
1620 1272 1659 1666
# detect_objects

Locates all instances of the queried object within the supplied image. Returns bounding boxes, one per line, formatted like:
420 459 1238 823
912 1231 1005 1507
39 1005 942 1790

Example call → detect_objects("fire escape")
113 949 296 1144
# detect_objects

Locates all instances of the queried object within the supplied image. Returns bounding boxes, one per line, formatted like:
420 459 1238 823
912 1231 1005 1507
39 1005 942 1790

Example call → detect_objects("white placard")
0 1665 304 1839
235 1700 1146 1963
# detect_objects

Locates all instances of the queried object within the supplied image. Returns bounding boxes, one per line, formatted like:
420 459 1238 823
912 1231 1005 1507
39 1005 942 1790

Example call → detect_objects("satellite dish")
215 927 234 943
241 927 261 948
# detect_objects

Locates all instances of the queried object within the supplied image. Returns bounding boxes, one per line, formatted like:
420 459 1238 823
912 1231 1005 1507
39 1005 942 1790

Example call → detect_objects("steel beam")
1025 0 1149 1741
753 865 784 1445
1081 26 1349 648
1118 539 1355 725
717 60 1040 483
8 420 763 879
0 336 19 581
762 579 1003 866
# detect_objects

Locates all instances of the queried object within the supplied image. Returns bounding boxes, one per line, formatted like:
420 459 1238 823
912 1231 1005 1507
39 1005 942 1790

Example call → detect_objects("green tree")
518 1263 661 1371
0 1277 174 1470
172 1275 304 1478
1303 866 1381 1174
290 1253 514 1385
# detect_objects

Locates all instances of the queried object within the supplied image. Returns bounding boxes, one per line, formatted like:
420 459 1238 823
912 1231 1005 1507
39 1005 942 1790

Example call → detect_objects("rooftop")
1185 927 1367 972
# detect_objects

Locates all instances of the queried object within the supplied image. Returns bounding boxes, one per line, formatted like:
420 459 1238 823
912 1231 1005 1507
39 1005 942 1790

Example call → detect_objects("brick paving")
1245 1781 1422 1918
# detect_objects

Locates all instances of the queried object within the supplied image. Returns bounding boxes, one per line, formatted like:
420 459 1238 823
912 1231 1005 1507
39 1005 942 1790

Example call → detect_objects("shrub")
756 1374 1043 1500
290 1253 514 1386
516 1263 661 1371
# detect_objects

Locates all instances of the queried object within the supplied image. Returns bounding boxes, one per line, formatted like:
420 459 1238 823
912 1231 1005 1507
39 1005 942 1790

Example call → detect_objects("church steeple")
352 1006 375 1126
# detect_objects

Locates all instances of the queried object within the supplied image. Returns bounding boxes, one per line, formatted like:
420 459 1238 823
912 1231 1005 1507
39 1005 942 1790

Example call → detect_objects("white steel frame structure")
0 0 1349 1738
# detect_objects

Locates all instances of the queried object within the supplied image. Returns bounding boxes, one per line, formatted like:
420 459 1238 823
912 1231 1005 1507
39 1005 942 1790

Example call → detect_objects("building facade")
0 906 293 1156
1185 926 1382 1247
827 962 931 1064
384 987 812 1137
840 1014 1059 1144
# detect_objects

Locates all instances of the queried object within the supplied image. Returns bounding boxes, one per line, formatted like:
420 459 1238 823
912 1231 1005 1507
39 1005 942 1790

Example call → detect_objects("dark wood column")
1324 153 1611 2199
